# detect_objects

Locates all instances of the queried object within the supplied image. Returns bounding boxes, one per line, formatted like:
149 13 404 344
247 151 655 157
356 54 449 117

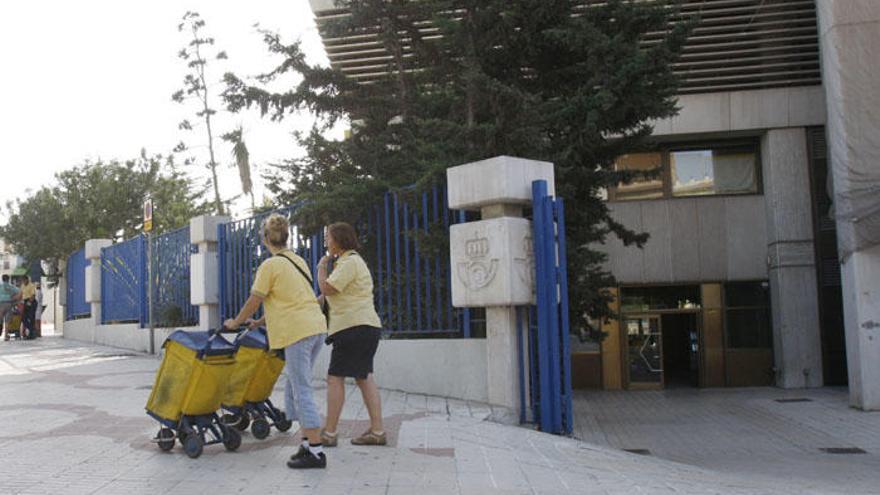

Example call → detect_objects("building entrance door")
623 315 663 389
661 313 700 387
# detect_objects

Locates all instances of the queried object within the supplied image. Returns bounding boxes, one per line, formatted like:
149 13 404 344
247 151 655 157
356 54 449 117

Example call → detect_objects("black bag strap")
275 252 313 286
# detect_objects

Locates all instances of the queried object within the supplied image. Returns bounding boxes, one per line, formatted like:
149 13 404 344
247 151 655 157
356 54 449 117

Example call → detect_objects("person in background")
222 213 329 469
0 275 21 341
20 276 36 340
34 283 43 338
317 222 386 447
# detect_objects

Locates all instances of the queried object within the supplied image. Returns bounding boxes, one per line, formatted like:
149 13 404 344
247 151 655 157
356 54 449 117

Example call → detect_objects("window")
612 153 664 200
2 260 8 270
620 285 702 313
610 141 760 201
724 281 772 349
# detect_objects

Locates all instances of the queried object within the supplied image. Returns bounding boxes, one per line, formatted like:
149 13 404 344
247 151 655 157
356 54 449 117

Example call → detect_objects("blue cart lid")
164 330 236 357
239 327 269 350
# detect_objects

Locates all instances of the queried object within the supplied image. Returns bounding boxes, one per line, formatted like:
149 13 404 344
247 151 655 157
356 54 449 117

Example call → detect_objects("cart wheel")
235 414 251 432
251 417 271 440
178 429 188 447
221 413 238 426
223 426 242 451
157 428 175 452
275 413 293 432
183 433 204 459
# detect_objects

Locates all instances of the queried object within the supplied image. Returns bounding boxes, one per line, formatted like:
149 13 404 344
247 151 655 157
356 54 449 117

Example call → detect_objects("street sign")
143 198 153 233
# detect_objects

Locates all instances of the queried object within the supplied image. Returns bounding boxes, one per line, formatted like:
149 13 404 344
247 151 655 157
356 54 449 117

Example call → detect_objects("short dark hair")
1 275 8 282
328 222 360 251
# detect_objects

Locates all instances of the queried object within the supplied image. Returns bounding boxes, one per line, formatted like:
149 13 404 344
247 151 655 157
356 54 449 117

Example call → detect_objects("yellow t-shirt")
21 283 36 300
251 250 327 349
326 251 382 335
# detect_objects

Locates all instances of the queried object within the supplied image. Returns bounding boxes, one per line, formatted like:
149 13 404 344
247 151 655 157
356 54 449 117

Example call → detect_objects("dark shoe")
351 429 387 446
287 452 326 469
321 429 338 447
289 445 309 461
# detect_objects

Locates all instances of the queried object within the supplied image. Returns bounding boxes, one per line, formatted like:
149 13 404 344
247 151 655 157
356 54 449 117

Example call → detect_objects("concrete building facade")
305 0 878 406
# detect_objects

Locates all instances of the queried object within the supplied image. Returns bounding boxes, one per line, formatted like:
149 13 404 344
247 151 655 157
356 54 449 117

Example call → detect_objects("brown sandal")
320 430 338 447
351 429 386 445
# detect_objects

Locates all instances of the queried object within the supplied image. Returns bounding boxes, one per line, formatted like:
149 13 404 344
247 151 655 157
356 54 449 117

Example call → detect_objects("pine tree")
223 0 692 335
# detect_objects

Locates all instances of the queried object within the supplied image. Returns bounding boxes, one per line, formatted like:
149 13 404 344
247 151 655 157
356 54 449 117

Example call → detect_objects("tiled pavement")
1 336 876 494
574 387 880 493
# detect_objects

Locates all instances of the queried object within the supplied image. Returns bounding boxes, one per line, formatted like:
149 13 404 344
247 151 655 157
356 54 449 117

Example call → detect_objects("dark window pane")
725 281 770 307
612 153 664 200
671 147 758 197
726 308 772 348
620 285 701 312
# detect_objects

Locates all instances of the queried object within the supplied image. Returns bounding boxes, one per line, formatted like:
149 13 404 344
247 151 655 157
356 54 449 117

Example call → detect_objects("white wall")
61 318 490 402
312 338 489 403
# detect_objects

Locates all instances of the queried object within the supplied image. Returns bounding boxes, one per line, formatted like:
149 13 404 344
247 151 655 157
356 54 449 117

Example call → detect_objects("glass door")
624 315 663 389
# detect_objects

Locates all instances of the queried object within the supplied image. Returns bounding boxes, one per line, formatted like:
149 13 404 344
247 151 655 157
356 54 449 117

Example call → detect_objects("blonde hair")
262 213 290 248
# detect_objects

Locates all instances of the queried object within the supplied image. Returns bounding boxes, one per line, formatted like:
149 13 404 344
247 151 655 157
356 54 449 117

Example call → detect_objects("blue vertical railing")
369 184 471 335
217 205 324 322
65 248 90 320
216 183 473 336
151 226 198 327
100 236 146 324
520 179 573 435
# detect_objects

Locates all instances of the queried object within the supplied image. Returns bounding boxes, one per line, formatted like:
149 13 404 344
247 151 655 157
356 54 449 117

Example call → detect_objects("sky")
0 0 334 224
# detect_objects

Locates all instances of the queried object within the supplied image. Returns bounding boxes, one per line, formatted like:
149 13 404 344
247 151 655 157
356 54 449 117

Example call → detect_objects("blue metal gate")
519 179 573 435
217 206 324 321
217 184 473 336
151 226 198 327
100 236 147 324
65 248 90 320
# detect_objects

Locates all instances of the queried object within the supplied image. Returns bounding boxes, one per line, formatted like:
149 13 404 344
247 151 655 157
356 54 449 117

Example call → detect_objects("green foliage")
173 10 235 216
223 0 692 337
0 153 209 283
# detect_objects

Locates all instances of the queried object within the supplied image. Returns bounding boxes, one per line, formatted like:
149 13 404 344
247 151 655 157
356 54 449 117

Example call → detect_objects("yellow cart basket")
146 330 237 422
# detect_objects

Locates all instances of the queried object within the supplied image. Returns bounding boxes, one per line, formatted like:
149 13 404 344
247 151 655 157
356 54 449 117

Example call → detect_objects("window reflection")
671 148 758 197
613 153 664 200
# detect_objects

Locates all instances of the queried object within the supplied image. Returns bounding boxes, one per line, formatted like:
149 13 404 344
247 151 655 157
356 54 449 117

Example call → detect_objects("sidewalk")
0 337 863 494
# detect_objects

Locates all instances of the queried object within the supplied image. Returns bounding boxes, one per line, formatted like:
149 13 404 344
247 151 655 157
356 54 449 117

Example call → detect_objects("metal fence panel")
100 236 146 324
218 205 323 322
65 248 90 320
151 226 198 328
217 184 473 337
366 185 471 335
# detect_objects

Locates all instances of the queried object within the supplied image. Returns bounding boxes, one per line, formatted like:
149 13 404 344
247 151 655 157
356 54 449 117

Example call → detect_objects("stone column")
84 239 112 327
818 0 880 409
761 128 823 388
448 156 555 420
190 215 230 331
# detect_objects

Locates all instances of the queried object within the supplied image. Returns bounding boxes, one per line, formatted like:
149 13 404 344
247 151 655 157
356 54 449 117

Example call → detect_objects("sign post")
144 198 154 354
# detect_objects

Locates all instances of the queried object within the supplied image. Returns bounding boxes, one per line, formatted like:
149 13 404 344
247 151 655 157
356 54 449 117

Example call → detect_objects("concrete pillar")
448 156 555 419
818 0 880 409
190 215 230 331
84 239 112 326
761 128 823 388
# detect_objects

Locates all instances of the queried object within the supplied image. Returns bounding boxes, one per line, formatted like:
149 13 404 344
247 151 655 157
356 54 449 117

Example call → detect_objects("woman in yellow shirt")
223 214 329 469
317 222 385 447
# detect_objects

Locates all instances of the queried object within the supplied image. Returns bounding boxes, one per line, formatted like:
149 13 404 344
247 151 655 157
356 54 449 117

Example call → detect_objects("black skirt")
327 325 381 379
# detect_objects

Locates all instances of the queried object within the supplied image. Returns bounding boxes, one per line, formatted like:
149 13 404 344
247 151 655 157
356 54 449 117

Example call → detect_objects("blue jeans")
283 334 324 430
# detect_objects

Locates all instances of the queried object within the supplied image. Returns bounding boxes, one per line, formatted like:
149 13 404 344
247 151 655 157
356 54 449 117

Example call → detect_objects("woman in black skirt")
317 222 385 446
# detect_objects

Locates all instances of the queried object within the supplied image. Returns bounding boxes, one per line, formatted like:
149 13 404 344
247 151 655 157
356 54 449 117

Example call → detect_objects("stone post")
190 215 230 331
84 239 112 326
447 156 555 420
818 0 880 409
